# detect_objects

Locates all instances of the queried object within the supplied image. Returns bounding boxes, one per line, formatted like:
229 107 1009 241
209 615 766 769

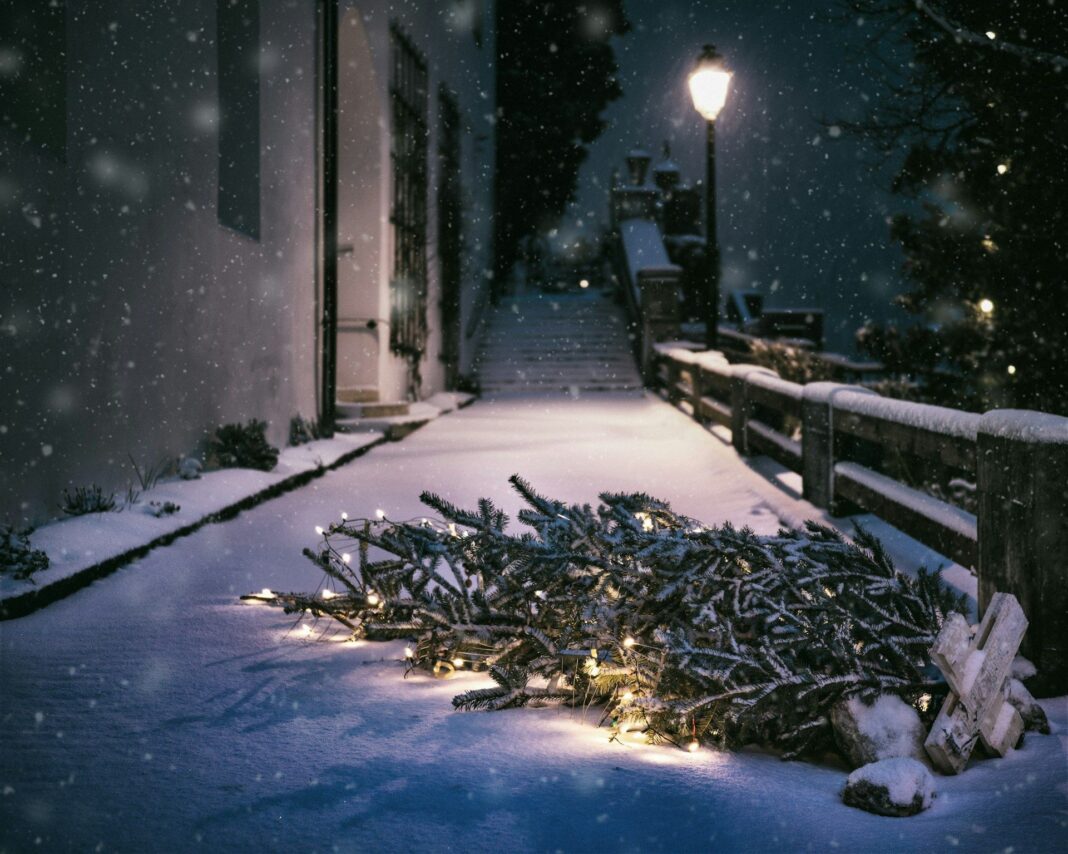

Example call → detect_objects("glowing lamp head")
365 591 380 606
452 657 465 668
315 526 325 536
622 636 636 649
688 45 732 121
687 739 700 753
979 298 995 315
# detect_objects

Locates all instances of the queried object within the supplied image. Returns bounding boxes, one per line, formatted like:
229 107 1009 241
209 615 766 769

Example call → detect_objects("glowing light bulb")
342 553 352 564
997 163 1008 175
259 588 274 599
623 636 636 649
1007 364 1017 375
687 740 700 753
315 526 324 535
321 589 335 600
340 511 349 520
404 646 414 658
979 298 995 314
579 279 590 289
366 592 380 606
985 30 996 40
452 657 465 668
375 508 386 520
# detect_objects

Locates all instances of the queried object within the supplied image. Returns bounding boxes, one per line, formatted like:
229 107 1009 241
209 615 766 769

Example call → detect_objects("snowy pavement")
2 393 1065 852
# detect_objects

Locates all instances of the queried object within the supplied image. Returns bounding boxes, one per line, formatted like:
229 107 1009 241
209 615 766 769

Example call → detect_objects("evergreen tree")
842 1 1068 414
257 477 964 759
493 1 629 291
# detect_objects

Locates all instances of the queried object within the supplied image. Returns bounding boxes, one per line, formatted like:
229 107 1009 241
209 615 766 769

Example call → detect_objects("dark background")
571 0 906 352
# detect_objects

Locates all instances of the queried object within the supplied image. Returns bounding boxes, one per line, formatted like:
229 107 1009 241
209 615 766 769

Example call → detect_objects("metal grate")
389 23 429 385
437 86 463 387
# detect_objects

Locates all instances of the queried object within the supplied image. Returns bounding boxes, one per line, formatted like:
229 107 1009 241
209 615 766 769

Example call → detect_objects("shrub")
0 525 49 580
289 414 324 447
60 484 118 516
208 419 279 471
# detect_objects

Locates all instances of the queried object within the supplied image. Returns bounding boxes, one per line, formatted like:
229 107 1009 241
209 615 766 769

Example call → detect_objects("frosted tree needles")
247 476 967 761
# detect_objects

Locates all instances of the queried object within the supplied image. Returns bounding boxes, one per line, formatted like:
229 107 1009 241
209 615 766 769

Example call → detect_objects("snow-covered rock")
1012 655 1037 681
1008 677 1050 735
178 456 203 480
842 757 936 817
831 694 927 768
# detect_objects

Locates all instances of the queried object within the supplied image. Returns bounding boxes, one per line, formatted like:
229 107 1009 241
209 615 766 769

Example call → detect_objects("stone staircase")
475 292 643 394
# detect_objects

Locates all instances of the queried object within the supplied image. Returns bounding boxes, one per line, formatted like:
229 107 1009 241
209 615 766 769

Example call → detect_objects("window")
217 0 260 239
389 24 429 371
0 0 67 160
437 87 462 386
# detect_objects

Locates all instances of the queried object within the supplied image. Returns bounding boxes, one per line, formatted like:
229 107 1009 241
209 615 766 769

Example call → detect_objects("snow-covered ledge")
1 393 475 620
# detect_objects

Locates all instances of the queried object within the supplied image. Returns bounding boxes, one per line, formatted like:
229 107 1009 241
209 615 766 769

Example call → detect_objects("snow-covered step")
475 293 642 394
335 401 410 419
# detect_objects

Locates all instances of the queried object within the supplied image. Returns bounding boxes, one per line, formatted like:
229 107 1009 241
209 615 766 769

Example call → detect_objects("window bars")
389 24 429 382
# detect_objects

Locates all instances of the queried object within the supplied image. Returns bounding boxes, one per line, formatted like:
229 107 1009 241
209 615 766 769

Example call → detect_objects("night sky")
572 0 907 351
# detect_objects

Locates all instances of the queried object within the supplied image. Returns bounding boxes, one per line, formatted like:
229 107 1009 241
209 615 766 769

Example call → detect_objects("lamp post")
688 45 732 350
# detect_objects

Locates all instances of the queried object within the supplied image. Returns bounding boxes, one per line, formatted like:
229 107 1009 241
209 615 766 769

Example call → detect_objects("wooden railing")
653 343 1068 694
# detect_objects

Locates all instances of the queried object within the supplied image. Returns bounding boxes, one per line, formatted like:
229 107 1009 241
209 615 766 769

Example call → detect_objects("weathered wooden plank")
746 419 802 472
832 391 979 473
834 462 978 568
697 396 732 428
925 593 1027 774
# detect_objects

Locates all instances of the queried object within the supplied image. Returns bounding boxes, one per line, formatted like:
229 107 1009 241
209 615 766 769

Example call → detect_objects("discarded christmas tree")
251 476 964 759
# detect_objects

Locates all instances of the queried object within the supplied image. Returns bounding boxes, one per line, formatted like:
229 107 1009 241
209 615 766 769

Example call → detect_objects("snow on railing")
650 346 1068 695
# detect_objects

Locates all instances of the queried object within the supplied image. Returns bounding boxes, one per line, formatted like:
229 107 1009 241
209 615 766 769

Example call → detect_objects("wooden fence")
653 344 1068 695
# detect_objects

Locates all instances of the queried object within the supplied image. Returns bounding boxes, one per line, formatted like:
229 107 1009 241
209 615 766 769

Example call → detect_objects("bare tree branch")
915 0 1068 68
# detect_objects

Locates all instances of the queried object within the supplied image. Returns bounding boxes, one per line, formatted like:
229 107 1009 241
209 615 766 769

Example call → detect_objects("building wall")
0 0 495 526
335 0 495 401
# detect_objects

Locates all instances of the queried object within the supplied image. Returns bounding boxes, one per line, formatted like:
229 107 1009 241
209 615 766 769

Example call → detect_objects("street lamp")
688 44 732 349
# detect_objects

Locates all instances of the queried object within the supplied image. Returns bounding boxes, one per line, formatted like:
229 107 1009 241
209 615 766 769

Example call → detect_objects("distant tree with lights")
841 1 1068 415
493 1 629 293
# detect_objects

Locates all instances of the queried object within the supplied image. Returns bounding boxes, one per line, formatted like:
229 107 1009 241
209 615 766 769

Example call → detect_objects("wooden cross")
924 592 1028 774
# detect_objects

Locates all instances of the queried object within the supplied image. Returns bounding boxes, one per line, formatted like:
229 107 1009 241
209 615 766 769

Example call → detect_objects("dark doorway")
437 86 463 389
317 0 339 433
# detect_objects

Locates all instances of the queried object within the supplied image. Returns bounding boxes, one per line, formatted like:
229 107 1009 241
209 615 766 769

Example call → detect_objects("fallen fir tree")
249 476 965 759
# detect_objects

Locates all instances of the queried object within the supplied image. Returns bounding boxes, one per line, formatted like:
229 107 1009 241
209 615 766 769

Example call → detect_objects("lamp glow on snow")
688 45 732 122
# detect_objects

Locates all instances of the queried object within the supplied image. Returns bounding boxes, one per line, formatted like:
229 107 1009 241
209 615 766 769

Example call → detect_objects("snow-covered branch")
915 0 1068 68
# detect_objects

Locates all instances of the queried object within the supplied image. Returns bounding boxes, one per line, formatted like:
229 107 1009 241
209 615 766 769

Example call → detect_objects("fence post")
977 410 1068 696
636 267 682 384
729 365 776 456
690 363 705 423
800 383 877 510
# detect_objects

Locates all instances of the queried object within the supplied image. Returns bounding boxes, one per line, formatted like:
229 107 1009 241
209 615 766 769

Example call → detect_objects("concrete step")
335 401 440 441
335 400 411 419
336 386 379 404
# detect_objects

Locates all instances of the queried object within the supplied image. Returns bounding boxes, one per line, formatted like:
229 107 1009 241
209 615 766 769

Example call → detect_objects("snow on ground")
1 393 1065 852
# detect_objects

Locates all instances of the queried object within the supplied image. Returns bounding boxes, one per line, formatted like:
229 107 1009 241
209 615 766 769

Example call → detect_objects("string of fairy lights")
243 507 705 752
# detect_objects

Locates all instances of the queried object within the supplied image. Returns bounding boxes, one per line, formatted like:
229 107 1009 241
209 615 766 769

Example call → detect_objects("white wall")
0 0 320 526
336 0 495 402
0 0 496 526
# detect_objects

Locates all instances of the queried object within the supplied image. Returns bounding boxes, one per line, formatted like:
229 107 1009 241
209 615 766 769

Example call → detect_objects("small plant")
0 524 49 580
209 419 279 472
60 484 118 516
146 500 181 518
122 484 142 509
127 453 172 492
289 414 324 447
